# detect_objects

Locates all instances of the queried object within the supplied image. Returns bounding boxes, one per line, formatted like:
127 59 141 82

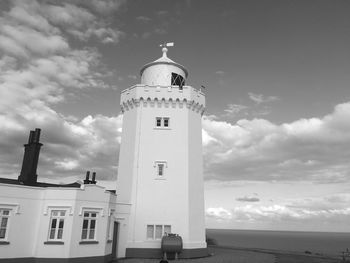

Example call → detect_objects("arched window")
171 73 185 90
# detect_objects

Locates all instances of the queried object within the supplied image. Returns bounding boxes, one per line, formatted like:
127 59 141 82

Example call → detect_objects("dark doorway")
112 222 119 259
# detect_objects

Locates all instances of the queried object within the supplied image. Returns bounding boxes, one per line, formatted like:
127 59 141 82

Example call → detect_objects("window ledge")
79 240 99 245
44 241 64 245
0 241 10 245
155 177 166 180
154 127 171 130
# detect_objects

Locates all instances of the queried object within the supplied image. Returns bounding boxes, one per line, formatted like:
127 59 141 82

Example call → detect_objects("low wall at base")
125 247 208 259
0 254 112 263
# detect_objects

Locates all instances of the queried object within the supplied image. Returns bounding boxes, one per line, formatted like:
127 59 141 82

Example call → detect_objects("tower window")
146 224 172 240
155 225 163 239
146 225 154 239
157 163 164 176
156 117 162 127
154 161 167 179
163 118 169 127
171 73 185 89
164 225 171 235
155 117 170 128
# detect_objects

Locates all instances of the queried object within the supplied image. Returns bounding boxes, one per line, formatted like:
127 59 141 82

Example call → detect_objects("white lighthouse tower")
116 44 207 258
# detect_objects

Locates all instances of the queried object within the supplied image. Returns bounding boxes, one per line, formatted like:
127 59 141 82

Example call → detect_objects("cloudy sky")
1 0 350 232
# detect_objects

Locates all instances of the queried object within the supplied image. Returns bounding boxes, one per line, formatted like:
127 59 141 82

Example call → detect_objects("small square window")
163 118 169 127
156 118 162 127
157 164 164 176
155 117 170 128
147 225 154 239
155 225 162 239
164 225 171 235
154 161 167 179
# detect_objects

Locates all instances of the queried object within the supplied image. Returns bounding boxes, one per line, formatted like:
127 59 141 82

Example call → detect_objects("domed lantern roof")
140 43 188 87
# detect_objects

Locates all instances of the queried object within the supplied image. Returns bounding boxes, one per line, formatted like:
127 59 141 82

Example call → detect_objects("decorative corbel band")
79 206 105 217
43 205 74 216
120 98 205 114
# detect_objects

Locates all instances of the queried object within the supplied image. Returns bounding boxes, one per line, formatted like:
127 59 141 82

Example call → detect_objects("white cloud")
7 2 56 34
136 16 151 22
82 0 125 15
55 159 79 170
224 104 249 116
207 194 350 223
206 207 232 221
223 93 279 119
0 24 69 56
202 129 219 146
42 1 124 43
2 0 124 45
248 92 279 104
0 0 124 181
236 196 260 202
203 101 350 183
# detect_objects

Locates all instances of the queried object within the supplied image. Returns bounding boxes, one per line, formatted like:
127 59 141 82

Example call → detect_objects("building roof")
0 177 81 188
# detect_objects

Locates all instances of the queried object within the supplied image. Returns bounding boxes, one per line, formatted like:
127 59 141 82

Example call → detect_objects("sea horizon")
206 228 350 257
206 228 350 234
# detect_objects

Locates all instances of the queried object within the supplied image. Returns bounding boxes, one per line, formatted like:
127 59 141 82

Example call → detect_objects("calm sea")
206 229 350 256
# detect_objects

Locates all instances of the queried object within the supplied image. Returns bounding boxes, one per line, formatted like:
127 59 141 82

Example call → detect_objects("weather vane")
160 42 174 57
160 42 174 48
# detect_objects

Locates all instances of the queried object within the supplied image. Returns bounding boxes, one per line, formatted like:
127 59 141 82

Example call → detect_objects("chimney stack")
18 128 43 185
84 171 91 184
83 171 97 184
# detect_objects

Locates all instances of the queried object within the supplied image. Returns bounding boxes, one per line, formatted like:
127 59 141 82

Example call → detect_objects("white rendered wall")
0 183 116 259
187 109 206 248
114 203 131 258
115 100 139 257
117 84 206 254
0 184 42 258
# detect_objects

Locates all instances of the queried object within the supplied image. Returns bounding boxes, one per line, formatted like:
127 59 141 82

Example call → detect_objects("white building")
0 182 117 263
116 45 207 258
0 129 118 263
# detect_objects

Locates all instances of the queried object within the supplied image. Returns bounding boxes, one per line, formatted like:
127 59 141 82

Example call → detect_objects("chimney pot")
33 128 41 143
84 171 90 184
28 130 35 144
92 172 96 184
